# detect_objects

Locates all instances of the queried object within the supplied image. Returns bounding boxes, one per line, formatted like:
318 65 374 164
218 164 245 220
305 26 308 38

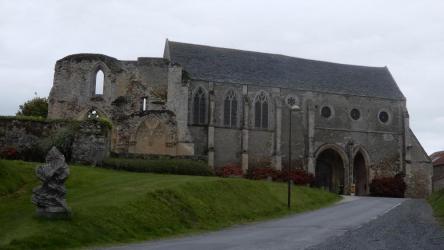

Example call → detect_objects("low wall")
0 116 110 165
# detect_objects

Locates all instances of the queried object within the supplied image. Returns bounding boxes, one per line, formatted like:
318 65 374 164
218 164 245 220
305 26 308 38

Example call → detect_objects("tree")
16 97 48 118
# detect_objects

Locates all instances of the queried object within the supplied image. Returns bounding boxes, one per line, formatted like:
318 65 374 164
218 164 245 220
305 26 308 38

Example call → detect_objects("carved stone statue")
32 147 71 218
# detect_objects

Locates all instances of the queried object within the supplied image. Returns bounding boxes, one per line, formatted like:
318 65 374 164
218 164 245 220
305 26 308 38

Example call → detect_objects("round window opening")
285 95 298 108
321 106 332 118
350 108 360 120
379 111 389 123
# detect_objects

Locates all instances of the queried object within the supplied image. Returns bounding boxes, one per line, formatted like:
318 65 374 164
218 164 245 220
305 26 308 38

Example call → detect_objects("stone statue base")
36 207 71 219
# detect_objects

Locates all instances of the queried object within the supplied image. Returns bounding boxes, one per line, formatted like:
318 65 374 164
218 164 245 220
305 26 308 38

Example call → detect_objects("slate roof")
165 41 405 100
431 151 444 166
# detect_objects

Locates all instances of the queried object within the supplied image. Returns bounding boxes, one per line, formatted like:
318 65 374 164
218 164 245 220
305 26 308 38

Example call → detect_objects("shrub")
20 145 46 162
289 169 315 185
16 97 48 118
277 168 315 186
216 163 243 177
244 167 314 186
370 174 406 198
0 147 18 160
245 167 279 180
102 157 214 176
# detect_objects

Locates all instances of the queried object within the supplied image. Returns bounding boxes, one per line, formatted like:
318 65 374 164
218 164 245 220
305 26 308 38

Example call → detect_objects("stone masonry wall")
404 129 433 197
0 117 110 164
46 52 432 197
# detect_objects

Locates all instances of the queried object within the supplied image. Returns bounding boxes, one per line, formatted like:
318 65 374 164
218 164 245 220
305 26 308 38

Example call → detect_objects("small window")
321 106 332 118
379 111 389 123
285 95 298 107
350 108 360 120
95 70 104 95
141 97 148 111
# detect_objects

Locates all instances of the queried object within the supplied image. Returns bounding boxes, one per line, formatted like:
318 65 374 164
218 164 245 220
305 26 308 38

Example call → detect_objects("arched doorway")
315 148 345 194
353 151 368 195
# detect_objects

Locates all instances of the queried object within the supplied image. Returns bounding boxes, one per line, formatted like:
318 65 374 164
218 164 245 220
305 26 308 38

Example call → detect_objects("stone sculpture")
32 147 71 218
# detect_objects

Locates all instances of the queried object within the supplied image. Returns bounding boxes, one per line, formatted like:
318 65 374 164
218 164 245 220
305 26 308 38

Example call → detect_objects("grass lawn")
428 189 444 224
0 159 340 250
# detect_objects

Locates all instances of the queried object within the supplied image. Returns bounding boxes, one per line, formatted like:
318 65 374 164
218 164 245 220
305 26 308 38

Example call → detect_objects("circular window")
321 106 332 118
285 95 299 108
379 111 389 123
350 108 360 120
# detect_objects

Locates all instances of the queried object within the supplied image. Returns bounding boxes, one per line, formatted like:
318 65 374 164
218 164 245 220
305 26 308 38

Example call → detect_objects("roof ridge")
167 40 405 100
167 40 388 70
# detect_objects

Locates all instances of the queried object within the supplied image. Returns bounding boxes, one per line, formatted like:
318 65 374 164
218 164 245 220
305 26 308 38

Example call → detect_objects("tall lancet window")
95 70 105 95
141 97 148 111
223 89 238 127
192 87 207 125
254 91 269 129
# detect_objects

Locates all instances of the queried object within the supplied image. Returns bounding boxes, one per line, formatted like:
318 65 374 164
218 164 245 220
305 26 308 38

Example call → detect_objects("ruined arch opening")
353 151 368 195
315 148 345 194
129 113 178 156
94 69 105 95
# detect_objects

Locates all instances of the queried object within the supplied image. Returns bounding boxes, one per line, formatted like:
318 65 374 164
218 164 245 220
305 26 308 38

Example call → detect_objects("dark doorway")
315 149 345 194
353 152 368 195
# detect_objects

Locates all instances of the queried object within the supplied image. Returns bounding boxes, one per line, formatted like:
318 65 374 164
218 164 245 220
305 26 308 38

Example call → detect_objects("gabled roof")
431 151 444 167
164 40 405 100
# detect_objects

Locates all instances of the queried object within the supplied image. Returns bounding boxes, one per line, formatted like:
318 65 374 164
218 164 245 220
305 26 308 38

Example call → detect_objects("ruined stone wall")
0 117 109 164
48 54 172 120
0 118 62 158
71 120 110 165
48 54 194 157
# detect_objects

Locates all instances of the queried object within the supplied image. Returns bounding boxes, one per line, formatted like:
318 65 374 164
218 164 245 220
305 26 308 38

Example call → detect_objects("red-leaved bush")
245 167 279 180
370 174 406 198
244 167 314 186
278 168 315 186
0 147 18 159
216 163 243 177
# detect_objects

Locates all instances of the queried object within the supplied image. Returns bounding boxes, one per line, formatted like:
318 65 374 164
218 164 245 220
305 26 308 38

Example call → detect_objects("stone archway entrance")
315 148 345 194
353 151 368 195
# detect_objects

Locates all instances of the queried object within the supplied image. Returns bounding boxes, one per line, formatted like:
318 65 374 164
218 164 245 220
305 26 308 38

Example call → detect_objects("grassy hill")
0 160 340 250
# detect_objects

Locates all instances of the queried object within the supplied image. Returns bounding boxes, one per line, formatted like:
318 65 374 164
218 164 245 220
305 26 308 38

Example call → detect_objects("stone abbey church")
48 40 432 197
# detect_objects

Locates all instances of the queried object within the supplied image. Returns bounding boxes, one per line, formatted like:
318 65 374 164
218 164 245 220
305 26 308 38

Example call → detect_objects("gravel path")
309 199 444 250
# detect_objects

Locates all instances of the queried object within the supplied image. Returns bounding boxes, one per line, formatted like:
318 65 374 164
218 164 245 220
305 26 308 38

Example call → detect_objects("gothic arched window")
141 97 148 111
94 69 105 95
192 87 207 125
254 91 269 129
223 89 238 127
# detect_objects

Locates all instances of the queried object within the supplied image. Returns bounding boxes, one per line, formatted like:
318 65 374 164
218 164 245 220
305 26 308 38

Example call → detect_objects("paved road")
309 199 444 250
100 196 434 250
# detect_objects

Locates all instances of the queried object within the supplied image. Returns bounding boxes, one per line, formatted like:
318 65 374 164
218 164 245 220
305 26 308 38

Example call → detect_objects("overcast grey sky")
0 0 443 154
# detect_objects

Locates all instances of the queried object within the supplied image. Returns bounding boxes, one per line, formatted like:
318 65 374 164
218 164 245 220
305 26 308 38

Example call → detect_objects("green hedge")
102 157 214 176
